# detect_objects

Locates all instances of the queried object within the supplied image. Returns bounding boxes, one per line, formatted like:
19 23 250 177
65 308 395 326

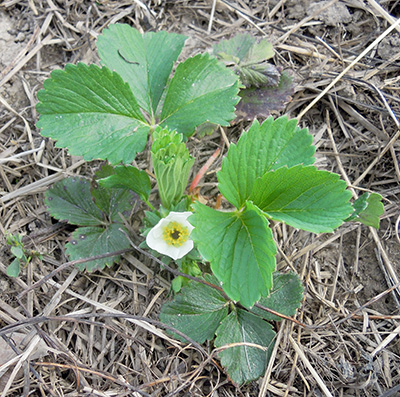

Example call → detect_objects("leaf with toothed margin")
189 201 276 309
160 53 240 138
218 116 315 209
66 224 131 271
214 309 275 385
45 177 104 226
345 192 384 229
160 274 229 344
45 176 139 271
97 23 187 115
250 272 304 322
36 63 150 165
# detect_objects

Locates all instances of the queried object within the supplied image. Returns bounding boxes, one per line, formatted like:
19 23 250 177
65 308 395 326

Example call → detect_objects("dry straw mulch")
1 0 400 396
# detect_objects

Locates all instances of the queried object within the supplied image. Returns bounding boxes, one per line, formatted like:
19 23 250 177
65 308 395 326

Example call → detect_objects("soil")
1 1 400 396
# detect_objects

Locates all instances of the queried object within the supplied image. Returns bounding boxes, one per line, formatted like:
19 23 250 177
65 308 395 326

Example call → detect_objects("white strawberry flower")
146 211 194 260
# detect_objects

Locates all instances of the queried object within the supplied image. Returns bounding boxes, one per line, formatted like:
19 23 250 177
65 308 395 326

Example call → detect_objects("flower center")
163 221 189 247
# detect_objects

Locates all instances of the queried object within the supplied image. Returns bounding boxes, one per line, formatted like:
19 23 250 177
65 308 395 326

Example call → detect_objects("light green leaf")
346 192 383 229
97 24 187 115
36 63 149 164
45 177 104 226
66 224 131 272
218 116 315 209
7 258 21 278
242 38 274 65
214 309 275 385
161 53 240 137
190 201 276 308
251 272 304 321
98 165 151 202
160 274 229 344
11 246 24 259
250 165 353 233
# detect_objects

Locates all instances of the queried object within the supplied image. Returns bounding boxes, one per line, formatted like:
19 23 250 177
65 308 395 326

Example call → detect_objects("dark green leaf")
250 165 353 233
45 177 104 226
66 224 131 271
97 24 187 115
36 63 149 164
218 116 315 209
161 53 240 137
98 165 151 202
160 274 229 343
251 272 304 321
190 201 276 308
214 309 275 385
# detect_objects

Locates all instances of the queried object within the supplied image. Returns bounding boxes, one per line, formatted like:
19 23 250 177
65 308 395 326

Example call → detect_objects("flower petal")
145 211 194 260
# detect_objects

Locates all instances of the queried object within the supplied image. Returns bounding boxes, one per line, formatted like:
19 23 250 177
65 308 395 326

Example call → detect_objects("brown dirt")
1 0 400 396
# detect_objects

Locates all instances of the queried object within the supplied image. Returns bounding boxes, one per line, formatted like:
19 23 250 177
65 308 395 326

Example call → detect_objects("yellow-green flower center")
163 221 189 247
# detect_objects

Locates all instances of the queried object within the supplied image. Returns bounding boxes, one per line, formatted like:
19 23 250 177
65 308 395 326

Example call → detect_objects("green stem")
145 199 155 211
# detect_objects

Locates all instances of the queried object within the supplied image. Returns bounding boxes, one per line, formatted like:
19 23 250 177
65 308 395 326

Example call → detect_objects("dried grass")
1 0 400 395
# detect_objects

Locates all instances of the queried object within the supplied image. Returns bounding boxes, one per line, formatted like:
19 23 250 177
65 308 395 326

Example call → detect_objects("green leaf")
235 71 295 121
97 24 187 115
7 258 21 277
214 309 275 385
45 177 104 226
218 116 315 209
251 272 304 321
98 165 151 202
160 274 229 344
250 165 353 233
242 38 274 65
213 34 256 63
346 193 383 229
11 246 24 259
190 201 276 308
36 63 149 164
66 224 131 271
213 34 275 88
161 53 240 137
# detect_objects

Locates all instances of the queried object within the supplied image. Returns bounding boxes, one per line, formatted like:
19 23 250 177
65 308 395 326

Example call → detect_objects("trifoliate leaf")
160 274 228 344
345 192 383 229
214 309 275 385
250 165 353 233
218 116 315 209
45 177 104 226
251 272 304 321
97 24 187 115
36 63 149 164
213 34 275 88
235 71 295 121
161 53 240 137
66 224 131 272
190 201 276 308
97 165 151 203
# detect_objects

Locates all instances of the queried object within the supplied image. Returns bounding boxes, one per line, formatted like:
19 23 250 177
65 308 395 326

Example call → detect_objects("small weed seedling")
6 233 42 277
35 24 384 384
